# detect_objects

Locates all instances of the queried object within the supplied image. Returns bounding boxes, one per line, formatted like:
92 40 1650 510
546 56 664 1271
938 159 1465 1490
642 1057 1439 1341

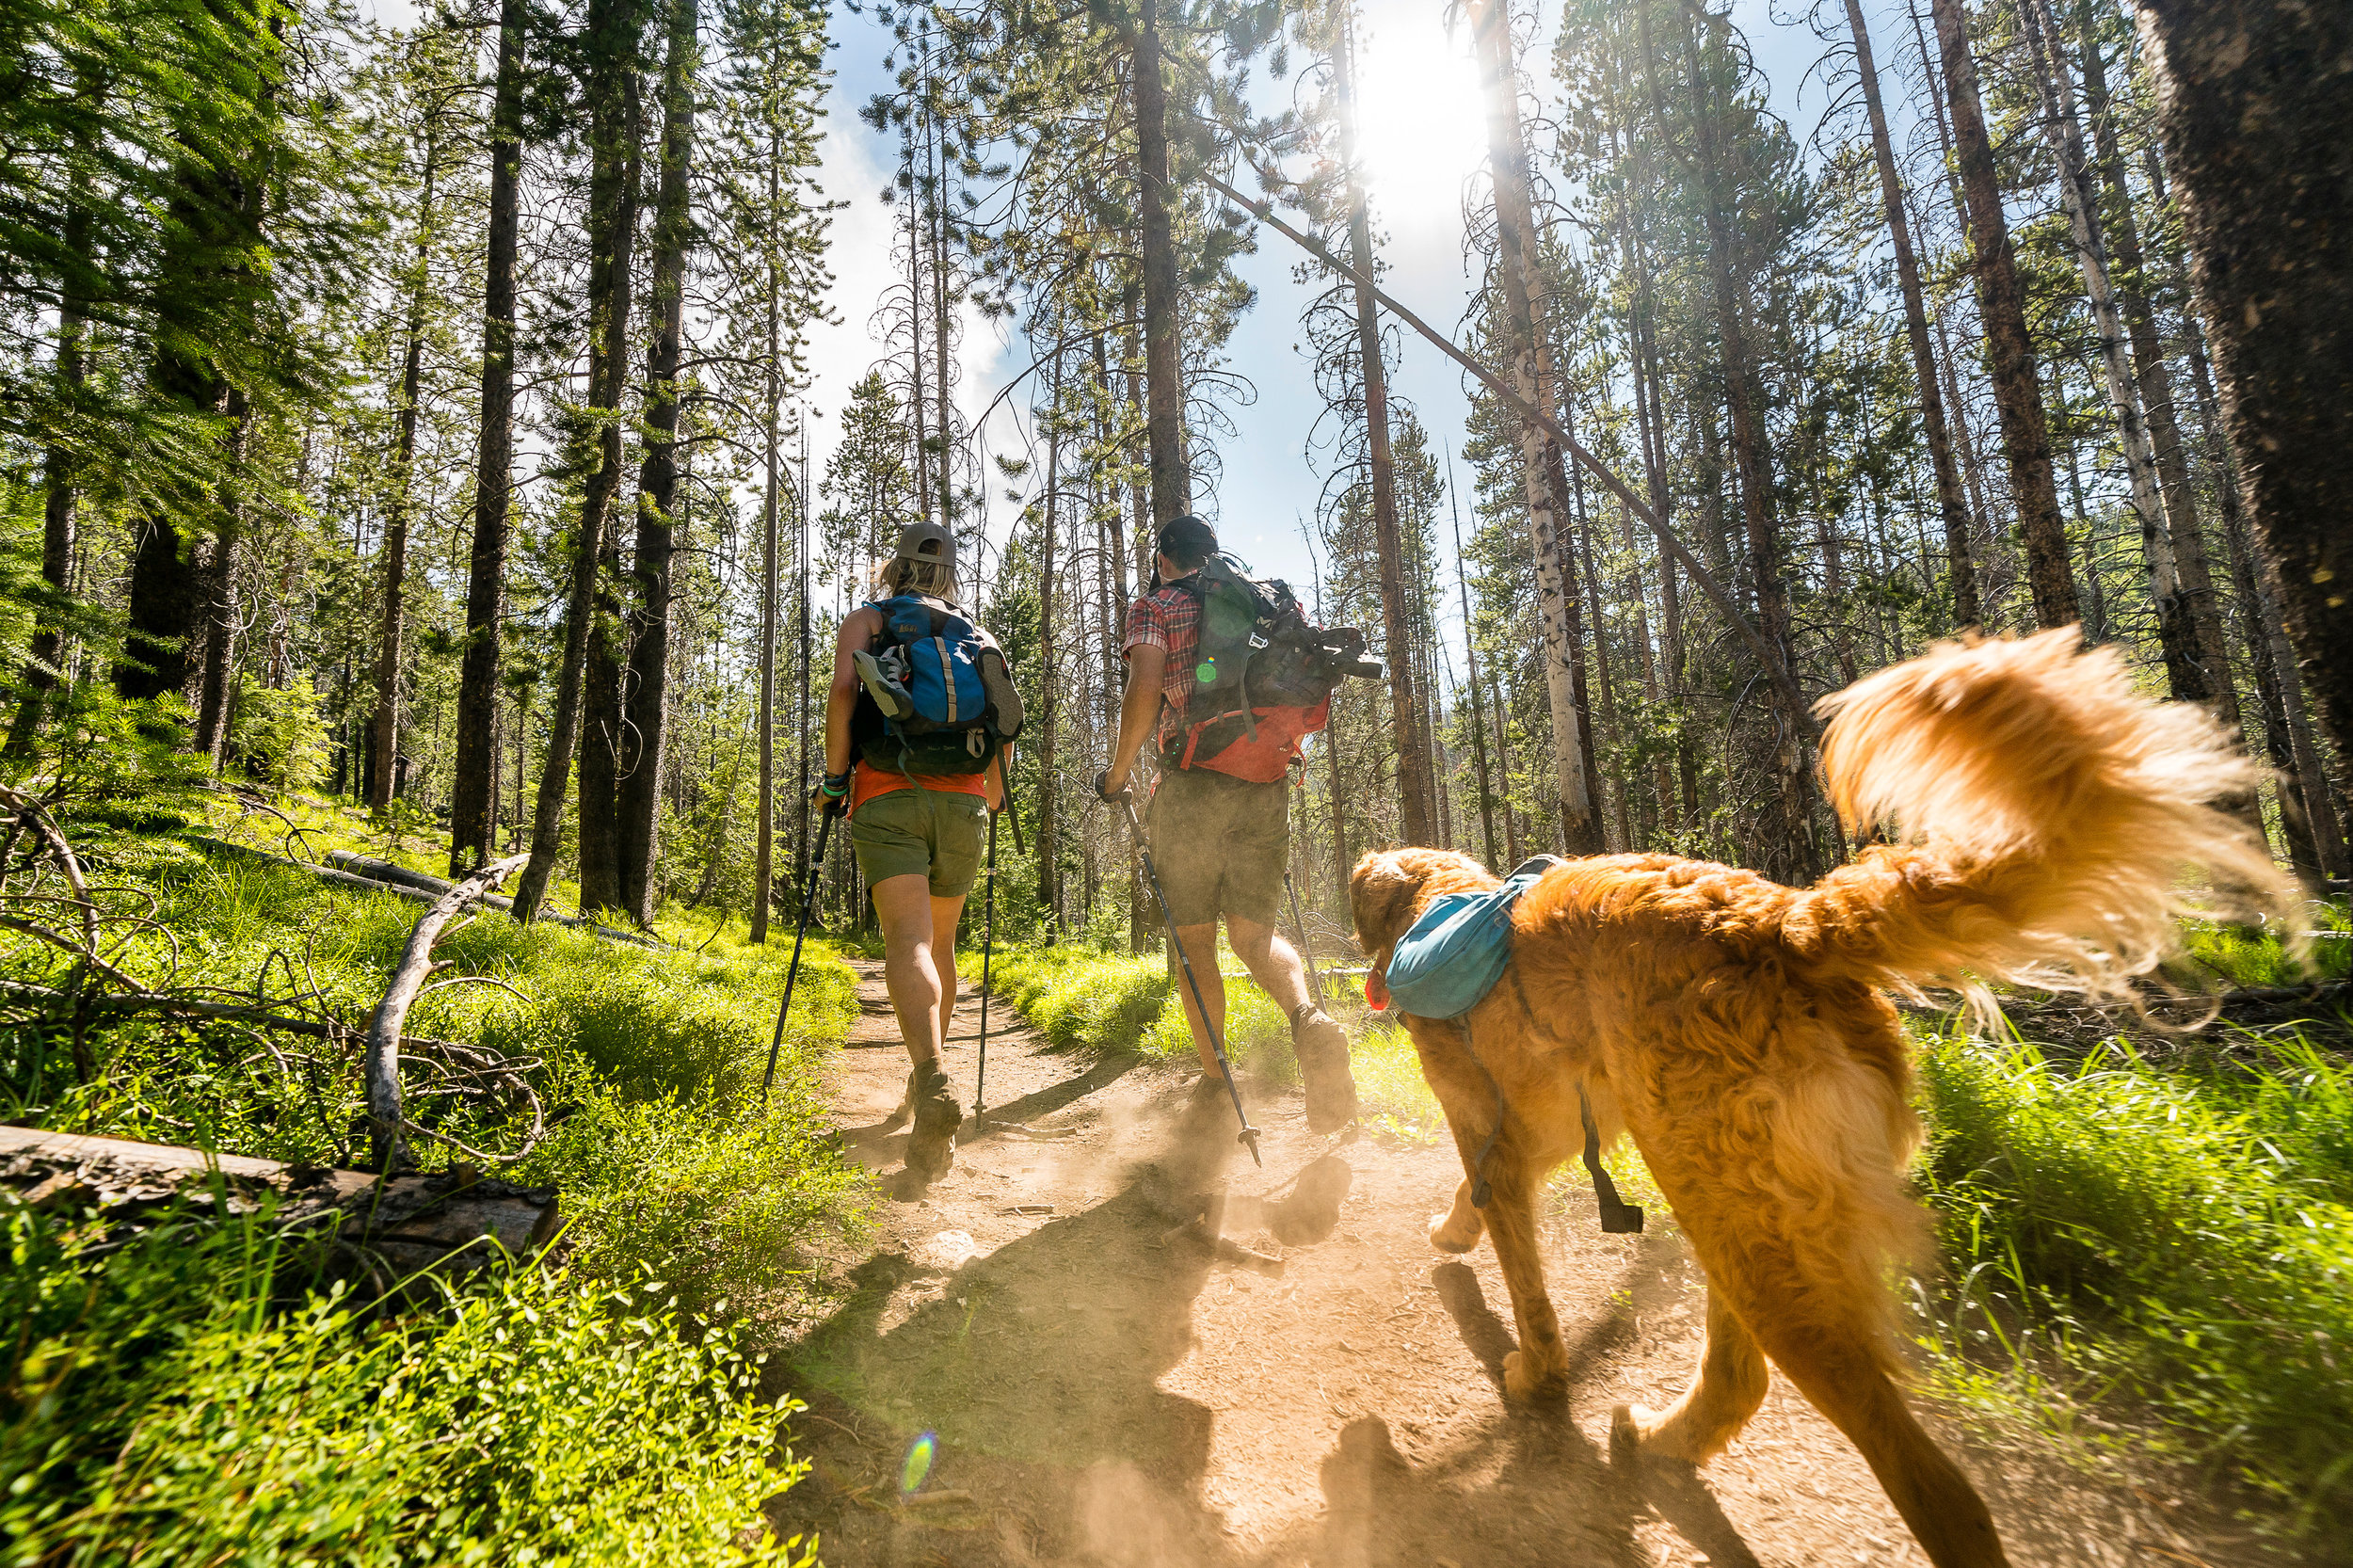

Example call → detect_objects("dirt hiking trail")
764 959 2300 1568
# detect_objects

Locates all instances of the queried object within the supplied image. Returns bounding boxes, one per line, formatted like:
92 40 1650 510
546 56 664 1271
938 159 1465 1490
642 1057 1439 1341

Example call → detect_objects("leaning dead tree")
365 852 529 1171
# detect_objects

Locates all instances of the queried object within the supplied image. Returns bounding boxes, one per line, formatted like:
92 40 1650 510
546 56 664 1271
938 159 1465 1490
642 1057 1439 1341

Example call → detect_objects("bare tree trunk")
1467 0 1603 856
9 198 88 757
1333 14 1432 842
517 7 639 925
2074 9 2237 728
451 0 527 874
1036 349 1062 923
617 0 696 926
1845 0 1978 628
1664 6 1818 880
370 124 440 808
1132 0 1188 528
749 235 781 945
2017 0 2194 693
1929 0 2077 629
1451 499 1500 869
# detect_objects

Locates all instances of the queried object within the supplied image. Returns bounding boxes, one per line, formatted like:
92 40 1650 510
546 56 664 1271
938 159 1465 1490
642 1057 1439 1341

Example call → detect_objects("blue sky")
803 0 1891 651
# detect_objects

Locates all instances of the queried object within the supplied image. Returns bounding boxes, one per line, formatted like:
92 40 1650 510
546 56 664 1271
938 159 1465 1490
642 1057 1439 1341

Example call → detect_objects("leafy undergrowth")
1917 1015 2353 1526
3 779 867 1561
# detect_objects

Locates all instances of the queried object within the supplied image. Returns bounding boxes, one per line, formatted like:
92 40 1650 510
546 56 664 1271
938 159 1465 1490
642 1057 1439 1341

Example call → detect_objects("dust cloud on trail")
776 961 2292 1568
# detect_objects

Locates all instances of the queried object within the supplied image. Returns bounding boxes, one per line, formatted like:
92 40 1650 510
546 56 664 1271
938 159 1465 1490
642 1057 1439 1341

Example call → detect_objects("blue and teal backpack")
850 593 1022 777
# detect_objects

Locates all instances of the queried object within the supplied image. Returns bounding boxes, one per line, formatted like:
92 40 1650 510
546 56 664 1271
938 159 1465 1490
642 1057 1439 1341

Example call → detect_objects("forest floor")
764 959 2315 1568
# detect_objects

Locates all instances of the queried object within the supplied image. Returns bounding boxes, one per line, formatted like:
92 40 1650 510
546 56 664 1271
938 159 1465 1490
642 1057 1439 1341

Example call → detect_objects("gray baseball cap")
892 519 955 566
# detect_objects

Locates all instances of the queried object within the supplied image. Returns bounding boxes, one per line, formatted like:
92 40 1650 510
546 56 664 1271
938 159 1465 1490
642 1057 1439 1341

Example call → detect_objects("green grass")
2 1204 806 1566
2 787 870 1561
1917 1019 2353 1517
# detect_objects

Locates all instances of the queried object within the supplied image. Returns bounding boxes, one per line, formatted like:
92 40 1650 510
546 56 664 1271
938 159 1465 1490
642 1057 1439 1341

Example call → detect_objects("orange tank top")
849 760 989 815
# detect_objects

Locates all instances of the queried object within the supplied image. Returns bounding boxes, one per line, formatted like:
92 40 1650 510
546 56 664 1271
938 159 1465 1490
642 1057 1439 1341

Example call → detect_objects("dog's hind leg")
1428 1176 1485 1254
1710 1275 2009 1568
1481 1159 1569 1400
1609 1280 1769 1464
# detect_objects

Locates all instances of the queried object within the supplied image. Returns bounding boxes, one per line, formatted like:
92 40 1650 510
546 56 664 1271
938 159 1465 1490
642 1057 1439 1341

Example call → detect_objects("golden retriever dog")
1348 630 2293 1568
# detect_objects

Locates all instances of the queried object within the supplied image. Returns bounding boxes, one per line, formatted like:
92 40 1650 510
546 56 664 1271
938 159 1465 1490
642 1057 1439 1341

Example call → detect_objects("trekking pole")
1096 769 1262 1166
761 804 838 1102
974 759 1011 1123
1283 786 1324 1007
1284 872 1324 1009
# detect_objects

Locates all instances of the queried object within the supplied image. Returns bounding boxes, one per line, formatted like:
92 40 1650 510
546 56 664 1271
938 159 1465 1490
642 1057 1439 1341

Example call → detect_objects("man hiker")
1098 514 1358 1138
818 520 1020 1187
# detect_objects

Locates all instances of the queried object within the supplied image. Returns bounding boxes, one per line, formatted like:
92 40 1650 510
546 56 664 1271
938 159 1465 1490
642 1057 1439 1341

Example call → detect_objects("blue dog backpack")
1383 856 1565 1019
852 593 1020 776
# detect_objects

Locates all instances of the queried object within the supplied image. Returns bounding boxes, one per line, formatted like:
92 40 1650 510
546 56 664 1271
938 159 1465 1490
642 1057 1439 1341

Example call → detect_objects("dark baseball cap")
1155 515 1217 566
892 519 955 565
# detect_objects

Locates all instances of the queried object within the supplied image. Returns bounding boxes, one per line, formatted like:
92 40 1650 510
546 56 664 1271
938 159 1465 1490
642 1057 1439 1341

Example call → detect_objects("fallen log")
0 1123 561 1273
325 850 666 950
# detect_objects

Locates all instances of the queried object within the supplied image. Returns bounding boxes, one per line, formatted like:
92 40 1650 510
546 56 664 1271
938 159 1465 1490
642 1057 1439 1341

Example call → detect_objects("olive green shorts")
849 785 988 898
1145 768 1290 928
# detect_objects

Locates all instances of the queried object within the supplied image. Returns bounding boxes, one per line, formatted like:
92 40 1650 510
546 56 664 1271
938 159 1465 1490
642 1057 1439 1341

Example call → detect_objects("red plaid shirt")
1122 578 1203 752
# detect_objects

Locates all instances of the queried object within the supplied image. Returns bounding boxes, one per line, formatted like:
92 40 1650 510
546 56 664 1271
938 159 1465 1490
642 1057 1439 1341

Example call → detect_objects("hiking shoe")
853 648 915 720
978 648 1024 737
904 1063 961 1181
1290 1005 1358 1134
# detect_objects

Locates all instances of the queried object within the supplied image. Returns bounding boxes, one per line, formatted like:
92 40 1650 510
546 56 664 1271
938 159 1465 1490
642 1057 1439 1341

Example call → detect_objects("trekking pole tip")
1238 1126 1263 1166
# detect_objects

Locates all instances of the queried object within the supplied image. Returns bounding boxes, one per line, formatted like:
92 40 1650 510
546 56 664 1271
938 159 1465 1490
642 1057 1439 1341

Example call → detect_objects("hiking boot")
1290 1004 1358 1134
853 648 915 720
978 648 1025 737
904 1062 962 1181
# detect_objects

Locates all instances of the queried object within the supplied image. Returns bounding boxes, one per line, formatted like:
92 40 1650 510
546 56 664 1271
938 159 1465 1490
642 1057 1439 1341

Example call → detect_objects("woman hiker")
817 519 1019 1189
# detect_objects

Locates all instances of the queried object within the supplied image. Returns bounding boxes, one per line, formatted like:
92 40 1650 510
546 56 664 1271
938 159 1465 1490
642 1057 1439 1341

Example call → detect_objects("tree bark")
617 0 696 926
1467 0 1603 856
516 3 639 924
1132 0 1188 528
1845 0 1978 629
1929 0 2077 629
1333 14 1432 843
1451 500 1500 869
451 0 527 875
2132 0 2353 772
1035 352 1061 923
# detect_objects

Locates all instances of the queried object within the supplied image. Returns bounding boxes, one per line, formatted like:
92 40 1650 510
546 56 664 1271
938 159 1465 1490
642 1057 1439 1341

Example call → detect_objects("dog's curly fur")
1349 631 2294 1568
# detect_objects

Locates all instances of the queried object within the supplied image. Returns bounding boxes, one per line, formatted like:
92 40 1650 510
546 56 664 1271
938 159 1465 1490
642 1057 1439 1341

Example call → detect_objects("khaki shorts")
850 785 988 898
1145 768 1289 928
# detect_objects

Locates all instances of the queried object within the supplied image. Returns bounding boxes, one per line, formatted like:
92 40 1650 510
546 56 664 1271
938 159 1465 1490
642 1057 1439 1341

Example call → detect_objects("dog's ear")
1349 849 1425 957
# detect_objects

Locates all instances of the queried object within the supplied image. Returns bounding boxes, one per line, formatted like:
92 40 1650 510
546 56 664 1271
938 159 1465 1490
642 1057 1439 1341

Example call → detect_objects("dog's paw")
1611 1401 1708 1464
1502 1350 1566 1402
1427 1209 1483 1254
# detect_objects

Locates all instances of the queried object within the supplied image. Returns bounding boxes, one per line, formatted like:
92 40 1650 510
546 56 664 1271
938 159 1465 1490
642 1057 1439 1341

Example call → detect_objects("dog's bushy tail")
1804 628 2296 1016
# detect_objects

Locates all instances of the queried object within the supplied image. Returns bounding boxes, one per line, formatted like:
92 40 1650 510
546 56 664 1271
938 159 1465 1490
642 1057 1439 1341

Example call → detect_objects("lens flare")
901 1432 936 1494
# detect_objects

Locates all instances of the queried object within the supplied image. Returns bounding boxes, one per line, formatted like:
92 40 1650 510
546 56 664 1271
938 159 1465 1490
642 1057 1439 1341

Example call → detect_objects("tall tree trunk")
575 64 644 920
370 122 440 808
451 0 526 875
2133 0 2353 772
1664 6 1818 880
1844 0 1978 628
1132 0 1188 527
929 72 955 524
1928 0 2077 628
1333 13 1432 842
2016 0 2193 694
9 195 89 756
1451 501 1500 869
517 2 640 924
2074 8 2237 729
1467 0 1603 856
193 456 243 766
617 0 696 926
749 228 781 944
1036 351 1061 923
